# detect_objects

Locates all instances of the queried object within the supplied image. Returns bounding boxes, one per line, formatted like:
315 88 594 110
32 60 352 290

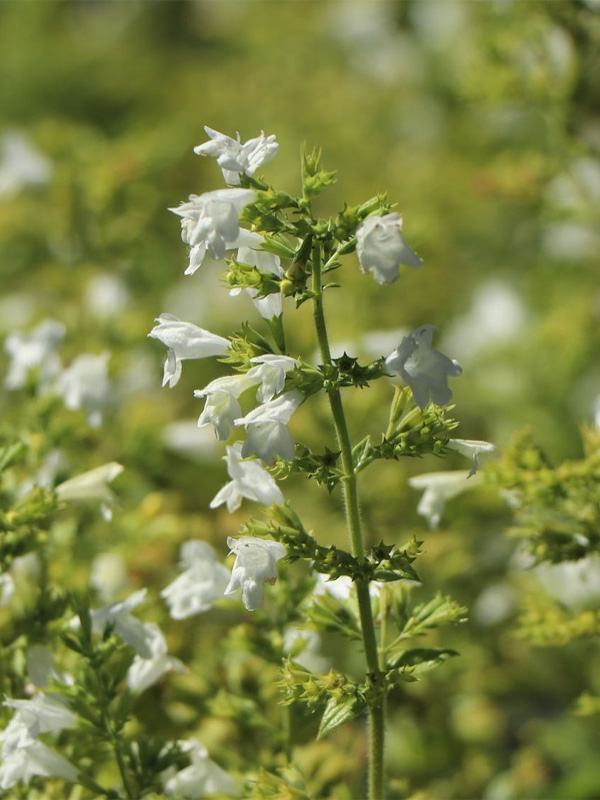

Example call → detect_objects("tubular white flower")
0 131 52 198
235 391 302 464
170 188 255 265
3 695 76 738
163 739 239 798
26 645 69 689
210 442 283 512
195 374 256 440
0 572 15 608
55 462 123 522
230 230 285 319
224 536 287 611
85 589 155 658
386 325 462 409
126 623 186 693
55 352 111 427
356 213 422 284
447 438 496 477
161 540 231 619
4 319 65 391
408 470 480 529
0 719 78 790
194 125 279 186
246 355 298 403
149 314 229 388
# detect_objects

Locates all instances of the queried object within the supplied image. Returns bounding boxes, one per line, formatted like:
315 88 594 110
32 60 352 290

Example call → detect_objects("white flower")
4 319 65 391
55 462 123 522
3 694 76 738
85 589 154 658
162 540 231 619
235 390 303 464
126 623 186 693
149 314 230 388
230 230 285 319
0 572 15 607
447 438 496 477
356 213 422 284
313 572 354 602
169 188 255 267
246 355 298 403
386 325 462 408
26 645 68 689
408 470 479 528
195 373 256 440
163 739 239 799
194 125 279 185
91 552 130 602
224 536 286 611
210 442 283 513
0 719 78 790
84 273 130 320
0 131 52 198
283 627 329 673
55 352 111 427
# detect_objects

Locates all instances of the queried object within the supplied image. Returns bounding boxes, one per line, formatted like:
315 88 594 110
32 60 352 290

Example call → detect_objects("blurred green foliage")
2 1 600 798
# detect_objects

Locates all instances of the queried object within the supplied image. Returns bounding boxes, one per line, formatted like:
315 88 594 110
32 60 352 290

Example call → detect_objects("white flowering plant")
141 128 497 799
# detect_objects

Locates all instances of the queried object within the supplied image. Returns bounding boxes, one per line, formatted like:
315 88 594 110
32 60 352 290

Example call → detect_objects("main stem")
311 242 385 800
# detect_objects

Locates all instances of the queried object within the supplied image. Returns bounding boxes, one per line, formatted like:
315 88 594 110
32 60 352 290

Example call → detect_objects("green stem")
311 241 385 800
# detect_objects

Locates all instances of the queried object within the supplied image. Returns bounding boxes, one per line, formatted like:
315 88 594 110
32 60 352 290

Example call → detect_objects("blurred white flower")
84 273 130 320
225 536 286 611
356 213 422 284
3 694 76 738
246 355 298 403
195 373 256 441
442 280 526 363
230 230 285 319
409 470 479 528
542 220 600 263
386 325 462 408
149 314 229 388
0 572 15 607
162 540 231 619
533 557 600 610
4 319 65 392
194 125 279 186
163 739 239 799
163 420 220 461
447 438 496 477
126 623 186 693
170 188 255 266
210 442 283 513
313 572 354 602
55 352 111 427
0 131 52 198
473 582 515 627
90 552 130 602
84 589 154 658
26 645 69 689
0 719 78 790
235 390 303 464
283 627 329 673
55 462 123 522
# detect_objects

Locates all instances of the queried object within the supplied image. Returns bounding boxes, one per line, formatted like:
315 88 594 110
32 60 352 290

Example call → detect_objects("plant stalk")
311 240 385 800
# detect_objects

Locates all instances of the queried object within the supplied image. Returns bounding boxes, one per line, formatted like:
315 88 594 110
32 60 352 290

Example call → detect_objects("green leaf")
317 693 365 739
387 647 459 674
0 441 26 474
308 593 362 641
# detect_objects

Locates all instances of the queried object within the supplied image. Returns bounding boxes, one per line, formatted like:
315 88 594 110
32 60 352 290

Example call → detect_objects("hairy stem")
311 241 385 800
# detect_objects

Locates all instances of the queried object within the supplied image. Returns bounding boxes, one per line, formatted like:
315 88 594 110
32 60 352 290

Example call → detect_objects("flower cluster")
3 319 112 427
